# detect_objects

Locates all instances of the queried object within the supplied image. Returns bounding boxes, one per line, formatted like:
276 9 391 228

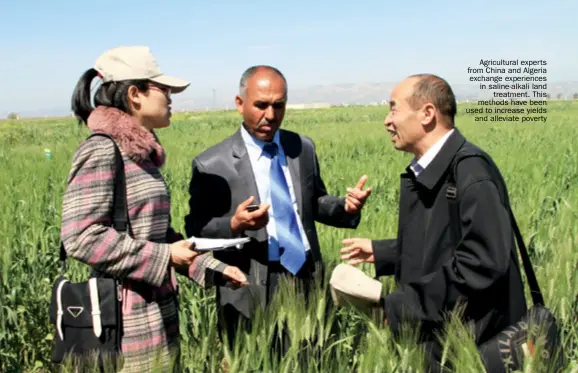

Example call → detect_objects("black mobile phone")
246 204 259 212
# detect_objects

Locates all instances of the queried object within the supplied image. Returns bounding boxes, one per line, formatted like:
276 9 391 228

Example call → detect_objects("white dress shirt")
240 125 311 260
409 129 455 177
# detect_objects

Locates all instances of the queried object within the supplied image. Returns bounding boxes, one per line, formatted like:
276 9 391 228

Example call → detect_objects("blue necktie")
262 142 306 275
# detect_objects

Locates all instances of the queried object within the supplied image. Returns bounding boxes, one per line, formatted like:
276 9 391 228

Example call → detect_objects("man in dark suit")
339 74 527 372
184 65 371 350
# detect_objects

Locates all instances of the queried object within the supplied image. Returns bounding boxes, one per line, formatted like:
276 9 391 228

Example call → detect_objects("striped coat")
60 106 226 372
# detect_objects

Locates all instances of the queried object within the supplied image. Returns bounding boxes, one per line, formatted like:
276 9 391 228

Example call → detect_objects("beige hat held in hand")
330 263 383 309
95 46 190 93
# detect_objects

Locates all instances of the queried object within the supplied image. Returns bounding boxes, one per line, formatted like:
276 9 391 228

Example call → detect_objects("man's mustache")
258 122 277 127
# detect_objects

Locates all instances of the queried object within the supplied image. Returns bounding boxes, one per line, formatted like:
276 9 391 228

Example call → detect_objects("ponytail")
70 68 150 125
71 68 99 125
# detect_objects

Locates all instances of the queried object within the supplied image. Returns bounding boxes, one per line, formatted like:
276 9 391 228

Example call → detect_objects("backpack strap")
445 150 544 306
59 133 129 274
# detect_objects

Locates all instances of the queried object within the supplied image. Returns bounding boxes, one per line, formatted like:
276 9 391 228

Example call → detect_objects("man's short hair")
407 74 457 126
239 65 287 98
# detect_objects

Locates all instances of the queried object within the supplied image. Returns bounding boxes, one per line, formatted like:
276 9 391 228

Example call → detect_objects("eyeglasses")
148 84 171 97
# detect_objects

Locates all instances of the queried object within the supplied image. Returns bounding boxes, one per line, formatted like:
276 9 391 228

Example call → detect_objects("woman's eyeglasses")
149 84 172 97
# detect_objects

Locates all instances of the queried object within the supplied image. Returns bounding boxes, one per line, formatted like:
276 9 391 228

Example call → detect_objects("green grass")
1 102 577 372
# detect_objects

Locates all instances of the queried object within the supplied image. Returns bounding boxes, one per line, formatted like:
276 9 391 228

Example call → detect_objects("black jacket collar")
405 128 467 190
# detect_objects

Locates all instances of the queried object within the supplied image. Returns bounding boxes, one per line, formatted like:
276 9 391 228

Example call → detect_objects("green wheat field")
1 102 577 373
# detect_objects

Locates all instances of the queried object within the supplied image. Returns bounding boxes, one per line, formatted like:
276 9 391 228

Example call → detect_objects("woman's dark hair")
71 68 150 124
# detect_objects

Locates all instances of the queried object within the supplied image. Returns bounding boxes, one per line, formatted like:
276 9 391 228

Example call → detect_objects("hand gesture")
231 196 270 236
340 238 374 265
169 240 199 270
222 266 249 287
344 175 372 214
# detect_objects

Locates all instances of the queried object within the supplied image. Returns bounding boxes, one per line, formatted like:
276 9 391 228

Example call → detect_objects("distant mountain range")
148 80 578 111
6 80 578 118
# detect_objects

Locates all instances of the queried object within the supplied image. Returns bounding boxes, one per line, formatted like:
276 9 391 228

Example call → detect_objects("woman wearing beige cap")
58 46 247 372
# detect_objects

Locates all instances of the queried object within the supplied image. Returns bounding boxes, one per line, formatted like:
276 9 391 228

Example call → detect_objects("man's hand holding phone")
246 204 259 212
230 196 270 236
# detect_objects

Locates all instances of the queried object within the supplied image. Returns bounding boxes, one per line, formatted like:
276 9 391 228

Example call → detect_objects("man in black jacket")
184 65 371 351
340 74 527 372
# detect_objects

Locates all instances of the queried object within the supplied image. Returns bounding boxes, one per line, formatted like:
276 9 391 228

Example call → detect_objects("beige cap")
94 46 190 94
330 263 383 309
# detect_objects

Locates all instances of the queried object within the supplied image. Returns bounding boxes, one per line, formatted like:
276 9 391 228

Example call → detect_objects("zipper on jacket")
116 283 122 301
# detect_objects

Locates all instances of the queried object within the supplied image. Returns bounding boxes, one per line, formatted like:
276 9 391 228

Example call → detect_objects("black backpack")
445 149 567 373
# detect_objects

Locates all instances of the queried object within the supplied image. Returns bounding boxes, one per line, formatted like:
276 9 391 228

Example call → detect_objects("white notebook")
186 236 250 252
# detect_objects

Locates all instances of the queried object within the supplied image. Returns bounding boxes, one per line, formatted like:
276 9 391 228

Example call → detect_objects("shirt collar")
410 128 455 177
240 122 282 158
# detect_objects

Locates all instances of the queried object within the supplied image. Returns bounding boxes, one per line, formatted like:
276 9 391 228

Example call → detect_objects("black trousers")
217 253 324 354
265 252 319 303
265 255 318 357
420 339 452 373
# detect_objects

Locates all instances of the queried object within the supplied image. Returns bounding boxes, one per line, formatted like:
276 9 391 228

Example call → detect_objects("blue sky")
1 0 577 116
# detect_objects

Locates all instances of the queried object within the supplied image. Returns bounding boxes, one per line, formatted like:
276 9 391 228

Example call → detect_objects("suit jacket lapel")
232 129 260 204
231 129 266 241
280 130 303 216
